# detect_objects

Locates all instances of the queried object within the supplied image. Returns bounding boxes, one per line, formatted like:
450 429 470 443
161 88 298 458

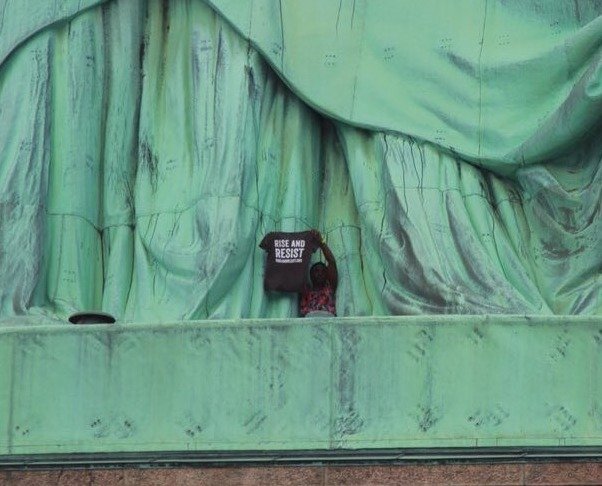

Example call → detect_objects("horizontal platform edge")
1 446 602 469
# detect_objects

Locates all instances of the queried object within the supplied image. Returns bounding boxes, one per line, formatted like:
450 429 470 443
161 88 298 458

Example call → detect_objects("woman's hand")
309 229 323 245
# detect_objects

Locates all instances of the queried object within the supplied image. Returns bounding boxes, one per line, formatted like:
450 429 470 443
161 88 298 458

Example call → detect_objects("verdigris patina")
0 0 600 320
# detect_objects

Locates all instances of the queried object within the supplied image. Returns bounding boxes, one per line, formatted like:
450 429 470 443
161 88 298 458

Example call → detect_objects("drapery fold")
0 0 600 320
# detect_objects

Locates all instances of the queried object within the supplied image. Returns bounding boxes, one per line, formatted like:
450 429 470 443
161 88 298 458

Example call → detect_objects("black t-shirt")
259 231 319 292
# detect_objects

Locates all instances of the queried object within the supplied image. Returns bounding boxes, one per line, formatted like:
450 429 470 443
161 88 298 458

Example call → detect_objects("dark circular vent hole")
68 312 116 325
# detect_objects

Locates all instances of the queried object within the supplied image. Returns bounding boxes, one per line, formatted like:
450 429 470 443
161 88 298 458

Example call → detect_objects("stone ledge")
1 462 602 486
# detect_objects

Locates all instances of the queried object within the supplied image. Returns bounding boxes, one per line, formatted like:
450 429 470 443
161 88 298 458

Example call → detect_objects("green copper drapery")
0 0 600 321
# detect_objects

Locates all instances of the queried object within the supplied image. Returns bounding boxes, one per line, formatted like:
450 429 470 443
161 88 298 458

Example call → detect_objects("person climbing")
300 230 338 317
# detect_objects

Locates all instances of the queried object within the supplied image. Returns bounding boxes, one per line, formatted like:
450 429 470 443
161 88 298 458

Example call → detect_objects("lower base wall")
1 462 601 485
2 315 601 453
